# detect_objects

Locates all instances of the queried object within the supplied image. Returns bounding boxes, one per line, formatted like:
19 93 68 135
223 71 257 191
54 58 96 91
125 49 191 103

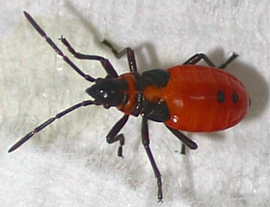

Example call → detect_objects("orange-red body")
117 65 249 132
163 65 249 131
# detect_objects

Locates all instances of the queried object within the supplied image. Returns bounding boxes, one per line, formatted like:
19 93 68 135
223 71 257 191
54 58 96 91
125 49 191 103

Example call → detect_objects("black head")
86 76 126 108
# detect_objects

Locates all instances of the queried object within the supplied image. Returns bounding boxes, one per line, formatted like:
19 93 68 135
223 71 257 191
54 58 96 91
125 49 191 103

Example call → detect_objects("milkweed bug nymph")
9 11 250 202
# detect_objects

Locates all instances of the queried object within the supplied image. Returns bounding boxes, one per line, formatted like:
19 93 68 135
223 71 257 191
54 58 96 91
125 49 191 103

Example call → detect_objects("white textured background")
1 1 269 206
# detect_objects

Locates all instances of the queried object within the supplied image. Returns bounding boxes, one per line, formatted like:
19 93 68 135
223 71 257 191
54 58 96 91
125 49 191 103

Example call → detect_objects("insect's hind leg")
166 125 198 152
183 52 238 69
183 53 216 66
102 39 138 72
218 53 238 69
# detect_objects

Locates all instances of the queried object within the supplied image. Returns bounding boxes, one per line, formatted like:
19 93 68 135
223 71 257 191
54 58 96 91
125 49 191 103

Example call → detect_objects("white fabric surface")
1 1 269 206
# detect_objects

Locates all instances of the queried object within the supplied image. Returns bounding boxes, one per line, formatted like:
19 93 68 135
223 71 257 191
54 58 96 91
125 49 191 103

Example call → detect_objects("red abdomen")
162 65 249 132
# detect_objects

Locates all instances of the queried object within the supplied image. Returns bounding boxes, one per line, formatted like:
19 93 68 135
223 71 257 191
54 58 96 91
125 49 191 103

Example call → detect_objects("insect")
9 11 250 202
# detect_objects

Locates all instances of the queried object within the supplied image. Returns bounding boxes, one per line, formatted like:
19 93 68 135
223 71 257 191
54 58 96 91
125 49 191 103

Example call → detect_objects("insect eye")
99 89 108 98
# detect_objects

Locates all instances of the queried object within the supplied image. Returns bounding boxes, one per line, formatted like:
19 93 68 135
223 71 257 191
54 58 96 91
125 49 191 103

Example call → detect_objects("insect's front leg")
23 11 96 82
106 114 129 157
59 36 119 78
101 39 138 72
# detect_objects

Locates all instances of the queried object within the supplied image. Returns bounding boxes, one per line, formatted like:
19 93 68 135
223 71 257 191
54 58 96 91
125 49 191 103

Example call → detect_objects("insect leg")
142 117 163 202
180 144 186 155
165 126 198 151
183 53 216 66
23 11 95 82
59 37 118 78
8 100 95 153
183 52 238 69
106 114 129 157
218 53 238 69
102 39 138 72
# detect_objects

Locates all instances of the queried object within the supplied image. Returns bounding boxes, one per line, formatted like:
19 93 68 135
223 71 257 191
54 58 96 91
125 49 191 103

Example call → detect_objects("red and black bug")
9 11 250 202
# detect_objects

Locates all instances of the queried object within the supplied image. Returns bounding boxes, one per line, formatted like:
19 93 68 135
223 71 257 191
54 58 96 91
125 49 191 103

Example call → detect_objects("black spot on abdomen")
232 93 239 103
217 90 225 103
